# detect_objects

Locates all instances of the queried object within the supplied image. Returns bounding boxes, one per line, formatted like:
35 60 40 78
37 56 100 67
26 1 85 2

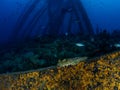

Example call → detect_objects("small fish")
114 44 120 48
75 43 85 47
65 32 68 36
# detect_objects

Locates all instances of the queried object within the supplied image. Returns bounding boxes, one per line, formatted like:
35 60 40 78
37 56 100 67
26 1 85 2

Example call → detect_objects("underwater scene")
0 0 120 89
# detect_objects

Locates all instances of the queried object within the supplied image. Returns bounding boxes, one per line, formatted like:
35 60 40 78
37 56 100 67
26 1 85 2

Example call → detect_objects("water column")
12 0 48 41
12 0 94 42
71 0 94 36
47 0 64 36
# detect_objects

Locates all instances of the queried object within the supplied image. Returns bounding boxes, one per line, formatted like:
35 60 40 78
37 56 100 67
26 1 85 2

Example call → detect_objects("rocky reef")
0 29 120 74
0 51 120 90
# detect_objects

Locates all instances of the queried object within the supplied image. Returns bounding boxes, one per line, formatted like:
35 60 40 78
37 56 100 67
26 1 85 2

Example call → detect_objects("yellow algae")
0 51 120 90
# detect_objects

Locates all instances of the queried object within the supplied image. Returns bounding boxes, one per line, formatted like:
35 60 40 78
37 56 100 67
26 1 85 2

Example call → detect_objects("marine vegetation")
0 51 120 90
0 29 120 74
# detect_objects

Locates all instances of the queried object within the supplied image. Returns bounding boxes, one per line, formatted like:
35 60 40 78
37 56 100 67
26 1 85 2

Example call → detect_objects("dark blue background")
0 0 120 45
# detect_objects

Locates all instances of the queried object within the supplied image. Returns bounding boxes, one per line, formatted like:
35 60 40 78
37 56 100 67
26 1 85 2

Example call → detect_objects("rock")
23 52 34 58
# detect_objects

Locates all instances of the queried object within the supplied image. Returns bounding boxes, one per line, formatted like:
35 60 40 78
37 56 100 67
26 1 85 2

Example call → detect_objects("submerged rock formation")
0 51 120 90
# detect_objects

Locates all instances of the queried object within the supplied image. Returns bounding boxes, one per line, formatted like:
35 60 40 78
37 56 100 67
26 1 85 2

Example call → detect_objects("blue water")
0 0 120 46
0 0 120 74
82 0 120 32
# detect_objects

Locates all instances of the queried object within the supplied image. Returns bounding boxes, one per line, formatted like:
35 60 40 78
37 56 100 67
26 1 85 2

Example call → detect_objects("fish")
57 57 87 67
114 44 120 48
75 43 85 47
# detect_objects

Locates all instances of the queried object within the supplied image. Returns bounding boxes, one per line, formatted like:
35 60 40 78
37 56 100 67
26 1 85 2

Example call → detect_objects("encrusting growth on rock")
0 51 120 90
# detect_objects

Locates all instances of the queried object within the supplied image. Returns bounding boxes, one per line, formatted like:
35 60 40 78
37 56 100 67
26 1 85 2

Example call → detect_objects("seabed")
0 31 120 90
0 51 120 90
